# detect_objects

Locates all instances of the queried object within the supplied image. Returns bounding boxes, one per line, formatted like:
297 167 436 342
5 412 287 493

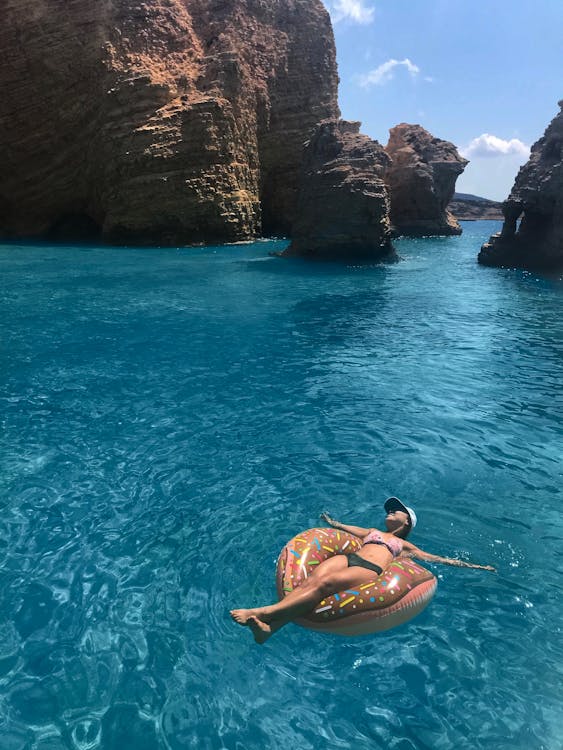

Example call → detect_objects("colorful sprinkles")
276 527 437 630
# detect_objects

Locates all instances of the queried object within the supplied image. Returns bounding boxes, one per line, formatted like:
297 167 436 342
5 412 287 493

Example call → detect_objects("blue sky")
322 0 563 200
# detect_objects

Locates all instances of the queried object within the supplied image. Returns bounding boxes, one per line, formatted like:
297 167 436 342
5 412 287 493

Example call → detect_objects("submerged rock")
101 704 157 750
14 583 56 639
0 0 338 246
479 102 563 270
284 119 396 262
385 124 468 237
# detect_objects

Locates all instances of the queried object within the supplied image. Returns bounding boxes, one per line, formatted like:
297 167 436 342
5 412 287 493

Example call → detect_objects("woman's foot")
247 615 272 644
230 607 266 625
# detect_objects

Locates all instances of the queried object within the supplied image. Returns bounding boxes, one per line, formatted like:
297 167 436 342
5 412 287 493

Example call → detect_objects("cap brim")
384 496 407 514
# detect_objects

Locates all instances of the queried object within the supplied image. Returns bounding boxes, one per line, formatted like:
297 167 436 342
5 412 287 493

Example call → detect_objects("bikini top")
362 529 403 558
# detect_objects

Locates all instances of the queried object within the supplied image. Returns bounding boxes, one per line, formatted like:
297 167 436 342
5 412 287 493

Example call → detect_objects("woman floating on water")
231 497 496 644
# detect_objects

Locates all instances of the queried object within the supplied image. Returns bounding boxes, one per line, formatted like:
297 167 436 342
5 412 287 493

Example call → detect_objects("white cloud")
457 138 532 200
326 0 375 25
461 134 530 159
358 58 420 87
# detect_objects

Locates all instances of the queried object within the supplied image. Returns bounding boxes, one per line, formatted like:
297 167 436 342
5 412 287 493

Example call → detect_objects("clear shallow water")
1 221 562 750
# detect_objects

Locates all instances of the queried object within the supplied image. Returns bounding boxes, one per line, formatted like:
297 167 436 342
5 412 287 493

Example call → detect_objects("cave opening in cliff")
47 214 102 244
518 209 553 244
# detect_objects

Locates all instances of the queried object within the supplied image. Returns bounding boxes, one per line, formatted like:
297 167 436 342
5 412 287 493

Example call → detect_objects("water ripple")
1 229 562 748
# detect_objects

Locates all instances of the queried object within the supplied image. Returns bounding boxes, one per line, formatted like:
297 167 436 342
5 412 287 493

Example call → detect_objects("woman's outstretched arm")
319 512 373 539
401 541 496 571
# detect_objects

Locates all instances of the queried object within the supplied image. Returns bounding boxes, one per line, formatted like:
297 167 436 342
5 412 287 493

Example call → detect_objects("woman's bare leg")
231 556 348 625
231 556 376 643
245 615 284 644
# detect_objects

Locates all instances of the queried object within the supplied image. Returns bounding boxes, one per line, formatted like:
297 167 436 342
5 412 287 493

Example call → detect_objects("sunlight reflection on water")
1 224 562 749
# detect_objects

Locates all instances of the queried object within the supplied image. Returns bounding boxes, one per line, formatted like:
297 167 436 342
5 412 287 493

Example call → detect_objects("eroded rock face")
479 103 563 269
0 0 338 245
284 119 395 261
385 124 468 237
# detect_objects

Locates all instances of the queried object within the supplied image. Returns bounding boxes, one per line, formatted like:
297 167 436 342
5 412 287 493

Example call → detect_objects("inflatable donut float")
276 527 437 636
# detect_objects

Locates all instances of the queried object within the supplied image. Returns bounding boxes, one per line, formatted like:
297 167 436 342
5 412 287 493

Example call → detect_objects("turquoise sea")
1 221 562 750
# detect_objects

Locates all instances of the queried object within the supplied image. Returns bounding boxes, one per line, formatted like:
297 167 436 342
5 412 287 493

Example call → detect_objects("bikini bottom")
347 552 383 576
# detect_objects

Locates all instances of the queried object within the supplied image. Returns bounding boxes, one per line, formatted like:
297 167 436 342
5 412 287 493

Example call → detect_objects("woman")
231 497 496 644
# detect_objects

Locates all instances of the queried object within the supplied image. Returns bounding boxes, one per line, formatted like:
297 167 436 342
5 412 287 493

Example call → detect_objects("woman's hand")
320 511 338 527
454 561 497 572
320 513 372 538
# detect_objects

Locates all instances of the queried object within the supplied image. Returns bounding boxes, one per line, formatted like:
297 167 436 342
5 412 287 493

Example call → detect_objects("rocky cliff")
479 103 563 269
0 0 338 245
384 124 468 237
284 119 395 261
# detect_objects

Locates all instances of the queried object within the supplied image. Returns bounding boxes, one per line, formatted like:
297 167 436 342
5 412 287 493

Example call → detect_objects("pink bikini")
346 530 403 576
363 530 403 558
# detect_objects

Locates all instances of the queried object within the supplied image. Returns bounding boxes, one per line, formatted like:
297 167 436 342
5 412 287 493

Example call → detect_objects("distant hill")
454 192 494 202
449 192 504 221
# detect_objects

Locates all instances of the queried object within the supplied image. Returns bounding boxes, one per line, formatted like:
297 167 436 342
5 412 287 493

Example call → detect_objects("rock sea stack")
0 0 338 246
384 124 468 237
283 120 396 262
479 102 563 270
